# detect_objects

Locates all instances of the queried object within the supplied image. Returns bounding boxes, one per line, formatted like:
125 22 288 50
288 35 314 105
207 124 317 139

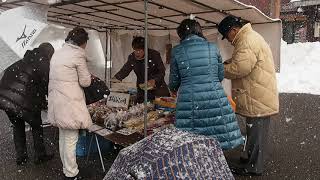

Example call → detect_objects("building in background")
240 0 272 15
239 0 320 43
240 0 281 18
281 0 320 43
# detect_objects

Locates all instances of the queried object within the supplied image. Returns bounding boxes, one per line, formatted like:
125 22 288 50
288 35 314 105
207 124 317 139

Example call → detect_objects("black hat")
218 16 242 40
132 36 145 49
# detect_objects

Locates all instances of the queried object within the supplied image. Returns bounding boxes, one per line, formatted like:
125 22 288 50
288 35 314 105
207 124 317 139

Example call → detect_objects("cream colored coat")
224 24 279 118
48 43 92 129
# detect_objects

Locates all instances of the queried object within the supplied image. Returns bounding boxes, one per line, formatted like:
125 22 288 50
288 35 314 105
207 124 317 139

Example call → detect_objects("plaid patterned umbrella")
104 128 234 180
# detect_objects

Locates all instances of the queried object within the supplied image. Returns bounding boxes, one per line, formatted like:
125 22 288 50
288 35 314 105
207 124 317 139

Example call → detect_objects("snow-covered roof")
0 0 281 32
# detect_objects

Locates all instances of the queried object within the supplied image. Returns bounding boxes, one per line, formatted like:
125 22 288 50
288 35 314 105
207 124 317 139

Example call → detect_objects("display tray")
104 132 144 147
88 124 144 147
88 115 175 147
88 100 176 147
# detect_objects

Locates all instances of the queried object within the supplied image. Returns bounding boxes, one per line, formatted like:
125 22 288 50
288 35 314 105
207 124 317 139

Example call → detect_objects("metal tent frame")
0 0 279 32
0 0 282 137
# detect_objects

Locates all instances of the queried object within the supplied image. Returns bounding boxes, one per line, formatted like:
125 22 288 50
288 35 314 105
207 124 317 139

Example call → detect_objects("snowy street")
1 0 320 179
0 93 319 179
0 41 319 179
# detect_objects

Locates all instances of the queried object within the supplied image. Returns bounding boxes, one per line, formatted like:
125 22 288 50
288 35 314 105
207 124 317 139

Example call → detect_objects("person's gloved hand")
147 79 156 88
110 77 121 83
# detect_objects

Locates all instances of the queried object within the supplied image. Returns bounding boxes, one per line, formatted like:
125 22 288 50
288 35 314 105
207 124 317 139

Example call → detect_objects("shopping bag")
227 96 236 112
83 77 110 105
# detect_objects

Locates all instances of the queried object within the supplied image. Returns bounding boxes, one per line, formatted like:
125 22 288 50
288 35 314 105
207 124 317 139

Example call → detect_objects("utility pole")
270 0 281 18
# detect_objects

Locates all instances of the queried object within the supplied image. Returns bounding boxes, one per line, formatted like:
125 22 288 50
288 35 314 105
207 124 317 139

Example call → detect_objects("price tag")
106 92 130 108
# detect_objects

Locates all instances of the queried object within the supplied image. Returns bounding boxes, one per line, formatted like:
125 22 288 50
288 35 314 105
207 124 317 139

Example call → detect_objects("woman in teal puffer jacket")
169 19 243 150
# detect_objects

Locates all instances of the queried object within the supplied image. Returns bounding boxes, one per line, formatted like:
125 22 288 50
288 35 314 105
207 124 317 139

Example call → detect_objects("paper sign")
106 92 130 108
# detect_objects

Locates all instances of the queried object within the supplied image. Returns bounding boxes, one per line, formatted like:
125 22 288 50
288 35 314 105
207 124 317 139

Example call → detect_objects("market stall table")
86 116 174 172
85 96 176 172
86 124 144 172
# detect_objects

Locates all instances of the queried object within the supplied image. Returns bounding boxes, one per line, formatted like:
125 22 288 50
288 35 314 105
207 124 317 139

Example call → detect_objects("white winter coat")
48 43 92 129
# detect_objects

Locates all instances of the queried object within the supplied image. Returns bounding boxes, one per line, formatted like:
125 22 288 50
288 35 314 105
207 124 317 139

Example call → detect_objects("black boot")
34 154 54 164
10 117 28 166
230 166 262 176
64 167 93 180
64 175 84 180
30 119 54 165
16 155 28 165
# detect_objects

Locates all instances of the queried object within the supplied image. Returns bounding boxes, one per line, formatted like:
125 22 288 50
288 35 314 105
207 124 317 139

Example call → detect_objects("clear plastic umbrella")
0 4 48 72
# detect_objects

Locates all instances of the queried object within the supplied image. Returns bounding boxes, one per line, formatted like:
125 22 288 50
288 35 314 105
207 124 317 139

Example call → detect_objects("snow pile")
290 0 301 2
277 40 320 95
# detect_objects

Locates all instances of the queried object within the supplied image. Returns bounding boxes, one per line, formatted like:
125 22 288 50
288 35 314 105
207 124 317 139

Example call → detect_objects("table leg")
86 133 94 162
95 134 106 172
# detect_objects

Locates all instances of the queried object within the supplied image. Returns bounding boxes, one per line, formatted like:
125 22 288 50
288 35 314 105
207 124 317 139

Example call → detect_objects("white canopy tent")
0 0 282 70
0 0 282 136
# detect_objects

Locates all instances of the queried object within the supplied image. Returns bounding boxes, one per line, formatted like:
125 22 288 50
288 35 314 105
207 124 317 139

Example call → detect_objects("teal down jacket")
169 35 243 150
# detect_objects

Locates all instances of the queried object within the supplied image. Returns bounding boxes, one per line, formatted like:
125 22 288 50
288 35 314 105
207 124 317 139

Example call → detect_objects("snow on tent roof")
0 0 281 71
0 0 280 31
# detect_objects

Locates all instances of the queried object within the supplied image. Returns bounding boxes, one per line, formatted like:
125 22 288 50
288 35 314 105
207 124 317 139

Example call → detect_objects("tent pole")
104 31 108 83
144 0 149 138
109 30 112 88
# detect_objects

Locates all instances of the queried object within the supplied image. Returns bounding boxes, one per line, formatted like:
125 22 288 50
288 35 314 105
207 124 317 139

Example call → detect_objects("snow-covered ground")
277 41 320 95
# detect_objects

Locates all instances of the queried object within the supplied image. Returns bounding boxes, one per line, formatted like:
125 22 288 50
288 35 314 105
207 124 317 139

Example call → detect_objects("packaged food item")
138 83 154 90
228 96 236 111
123 117 144 129
124 110 167 133
154 97 176 109
88 102 169 133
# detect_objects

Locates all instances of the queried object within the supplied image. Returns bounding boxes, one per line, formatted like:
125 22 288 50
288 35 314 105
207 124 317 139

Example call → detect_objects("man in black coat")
112 36 170 103
0 43 55 165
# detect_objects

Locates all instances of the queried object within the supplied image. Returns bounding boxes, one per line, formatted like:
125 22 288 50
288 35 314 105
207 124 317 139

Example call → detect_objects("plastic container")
227 96 236 112
76 131 113 157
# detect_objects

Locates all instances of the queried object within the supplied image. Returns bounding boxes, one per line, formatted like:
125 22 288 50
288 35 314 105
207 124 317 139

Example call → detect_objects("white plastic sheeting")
31 24 107 80
108 22 281 95
0 0 282 94
109 32 179 86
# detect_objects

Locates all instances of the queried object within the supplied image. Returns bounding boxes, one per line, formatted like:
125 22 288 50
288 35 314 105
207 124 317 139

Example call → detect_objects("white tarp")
31 24 107 81
109 32 177 88
108 22 280 95
0 0 282 95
